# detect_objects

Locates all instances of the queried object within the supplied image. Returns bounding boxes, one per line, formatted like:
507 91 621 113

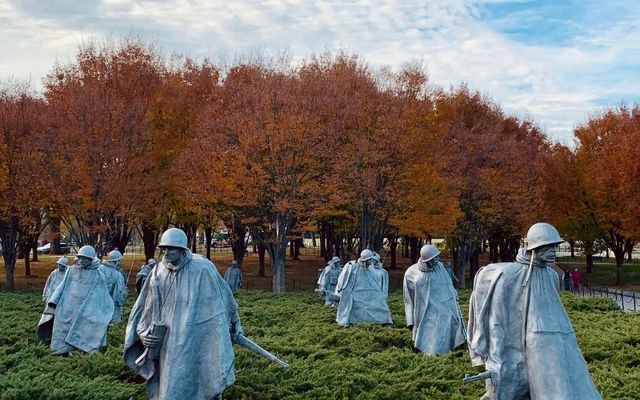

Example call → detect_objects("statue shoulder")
405 263 420 275
475 262 521 280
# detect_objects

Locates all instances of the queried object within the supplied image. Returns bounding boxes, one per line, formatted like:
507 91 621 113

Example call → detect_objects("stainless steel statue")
467 222 601 399
370 252 389 299
42 256 68 302
403 245 466 355
37 245 114 355
124 228 243 399
334 249 393 326
99 251 128 323
136 258 157 294
316 256 342 306
223 260 244 292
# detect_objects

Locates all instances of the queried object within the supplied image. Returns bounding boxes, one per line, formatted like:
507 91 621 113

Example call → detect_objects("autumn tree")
45 39 165 256
0 82 50 290
435 87 551 286
178 59 329 293
541 143 603 272
575 106 640 284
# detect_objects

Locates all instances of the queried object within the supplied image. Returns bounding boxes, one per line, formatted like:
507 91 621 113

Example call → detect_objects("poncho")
37 263 114 354
124 253 240 399
318 264 342 305
223 265 243 292
334 261 392 326
99 262 127 323
467 248 601 399
403 260 466 355
42 268 65 302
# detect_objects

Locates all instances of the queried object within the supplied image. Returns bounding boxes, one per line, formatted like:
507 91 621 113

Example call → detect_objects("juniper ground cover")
0 290 638 399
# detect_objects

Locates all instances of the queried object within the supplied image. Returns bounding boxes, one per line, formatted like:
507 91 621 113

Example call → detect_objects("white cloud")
1 0 638 144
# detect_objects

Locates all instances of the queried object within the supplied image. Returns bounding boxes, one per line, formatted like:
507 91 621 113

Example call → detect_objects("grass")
1 289 639 399
557 256 640 290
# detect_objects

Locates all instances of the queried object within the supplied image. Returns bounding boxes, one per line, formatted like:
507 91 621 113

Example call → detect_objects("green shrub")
0 290 637 399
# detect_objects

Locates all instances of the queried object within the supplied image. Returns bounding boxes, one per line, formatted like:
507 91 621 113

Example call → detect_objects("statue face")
361 258 374 267
57 264 67 272
77 256 92 268
534 245 556 264
162 246 183 264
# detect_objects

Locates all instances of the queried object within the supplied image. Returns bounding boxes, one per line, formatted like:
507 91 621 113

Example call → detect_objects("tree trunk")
333 233 341 261
408 236 419 264
50 214 61 255
141 224 157 261
488 240 498 263
569 240 575 258
31 240 38 262
257 241 266 277
204 226 212 260
625 239 634 262
389 234 397 269
403 236 409 258
24 249 31 276
614 250 624 286
469 248 480 283
319 222 326 259
230 218 246 268
606 230 627 285
0 217 19 291
293 238 301 261
584 240 594 273
271 247 286 293
311 231 317 247
289 239 294 259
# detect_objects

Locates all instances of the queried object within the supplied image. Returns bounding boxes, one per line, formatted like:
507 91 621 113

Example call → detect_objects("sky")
1 0 639 145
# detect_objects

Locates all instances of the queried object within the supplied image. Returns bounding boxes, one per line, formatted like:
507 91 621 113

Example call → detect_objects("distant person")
572 268 582 293
223 260 244 292
563 269 571 291
42 257 68 303
37 245 114 355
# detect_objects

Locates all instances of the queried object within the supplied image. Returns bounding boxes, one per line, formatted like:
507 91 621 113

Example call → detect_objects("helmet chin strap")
523 249 535 287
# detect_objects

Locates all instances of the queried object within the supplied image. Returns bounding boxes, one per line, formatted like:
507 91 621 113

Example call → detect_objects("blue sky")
1 0 638 145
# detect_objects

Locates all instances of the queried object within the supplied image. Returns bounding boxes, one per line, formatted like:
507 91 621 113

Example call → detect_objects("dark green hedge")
1 290 638 399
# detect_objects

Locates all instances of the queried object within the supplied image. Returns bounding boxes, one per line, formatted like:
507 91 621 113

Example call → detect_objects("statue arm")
403 272 414 328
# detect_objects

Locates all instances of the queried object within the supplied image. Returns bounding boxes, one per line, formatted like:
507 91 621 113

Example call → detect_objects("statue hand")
140 333 161 348
230 320 244 341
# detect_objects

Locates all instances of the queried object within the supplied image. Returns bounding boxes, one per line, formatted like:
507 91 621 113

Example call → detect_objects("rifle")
234 334 289 368
126 253 137 283
463 370 492 383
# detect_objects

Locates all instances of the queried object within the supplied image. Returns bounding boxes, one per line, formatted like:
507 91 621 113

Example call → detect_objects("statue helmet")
420 245 440 262
107 249 123 262
147 258 157 265
77 245 96 259
158 228 189 250
331 256 341 264
525 222 563 250
359 249 374 261
56 256 68 267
